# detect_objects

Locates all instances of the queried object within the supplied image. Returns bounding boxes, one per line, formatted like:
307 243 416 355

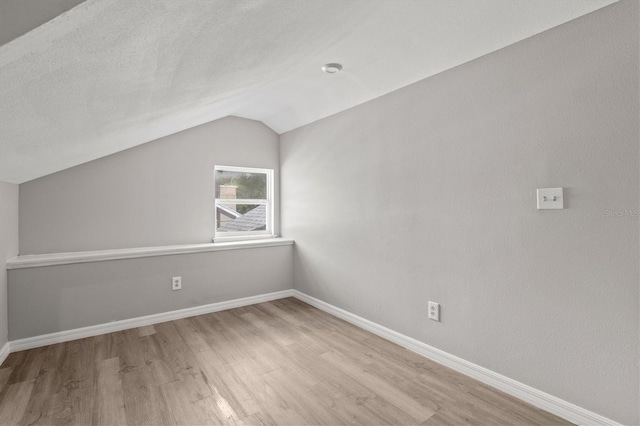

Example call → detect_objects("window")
214 165 274 241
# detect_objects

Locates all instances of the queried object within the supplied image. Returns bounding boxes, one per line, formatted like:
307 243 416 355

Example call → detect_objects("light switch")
537 188 564 210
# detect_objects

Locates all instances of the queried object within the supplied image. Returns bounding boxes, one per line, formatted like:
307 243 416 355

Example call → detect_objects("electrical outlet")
428 301 440 322
172 276 182 291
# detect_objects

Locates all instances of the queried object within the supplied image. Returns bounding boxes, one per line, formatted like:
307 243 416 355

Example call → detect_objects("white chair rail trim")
7 238 294 269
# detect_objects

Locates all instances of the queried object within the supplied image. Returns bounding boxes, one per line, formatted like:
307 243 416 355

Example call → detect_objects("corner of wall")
0 181 19 360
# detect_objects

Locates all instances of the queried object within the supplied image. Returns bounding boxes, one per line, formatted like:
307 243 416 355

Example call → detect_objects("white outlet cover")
536 187 564 210
428 301 440 322
172 276 182 290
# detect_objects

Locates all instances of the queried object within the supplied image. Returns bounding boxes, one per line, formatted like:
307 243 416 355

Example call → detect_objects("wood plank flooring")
0 298 572 425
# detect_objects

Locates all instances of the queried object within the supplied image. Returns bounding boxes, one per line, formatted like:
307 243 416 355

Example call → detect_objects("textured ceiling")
0 0 617 183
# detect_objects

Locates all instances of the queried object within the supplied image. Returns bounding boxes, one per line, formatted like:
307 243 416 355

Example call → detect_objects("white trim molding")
0 342 9 366
7 238 294 269
292 291 622 426
10 290 295 352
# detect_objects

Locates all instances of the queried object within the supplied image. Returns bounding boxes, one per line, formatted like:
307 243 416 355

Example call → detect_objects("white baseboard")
10 289 295 352
292 290 621 426
4 288 622 426
0 341 9 366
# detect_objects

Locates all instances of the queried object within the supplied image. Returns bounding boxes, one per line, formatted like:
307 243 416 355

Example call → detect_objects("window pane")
216 204 267 232
215 171 267 199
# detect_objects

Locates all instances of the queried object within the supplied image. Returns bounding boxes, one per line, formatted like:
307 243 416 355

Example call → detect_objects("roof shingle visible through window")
218 204 266 232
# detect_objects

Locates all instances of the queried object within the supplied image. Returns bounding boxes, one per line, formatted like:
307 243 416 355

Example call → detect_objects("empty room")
0 0 638 425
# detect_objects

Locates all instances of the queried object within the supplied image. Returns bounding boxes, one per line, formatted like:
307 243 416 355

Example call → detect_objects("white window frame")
214 165 275 242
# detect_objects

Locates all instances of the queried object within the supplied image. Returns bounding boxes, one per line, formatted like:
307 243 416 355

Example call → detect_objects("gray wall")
20 116 280 254
12 115 293 340
8 245 292 340
0 181 19 350
280 1 639 424
0 0 85 46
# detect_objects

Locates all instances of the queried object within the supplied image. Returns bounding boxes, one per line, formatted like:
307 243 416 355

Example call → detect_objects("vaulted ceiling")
0 0 617 183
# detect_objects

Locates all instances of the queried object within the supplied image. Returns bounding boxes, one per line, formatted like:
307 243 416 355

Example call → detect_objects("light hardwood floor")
0 298 572 425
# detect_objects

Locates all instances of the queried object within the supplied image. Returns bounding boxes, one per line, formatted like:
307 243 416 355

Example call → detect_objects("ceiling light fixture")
322 63 343 74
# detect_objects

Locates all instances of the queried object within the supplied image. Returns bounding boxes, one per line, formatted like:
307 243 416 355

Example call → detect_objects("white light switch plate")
537 188 564 210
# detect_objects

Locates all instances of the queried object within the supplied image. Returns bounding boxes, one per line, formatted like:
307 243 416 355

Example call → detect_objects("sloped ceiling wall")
0 0 617 183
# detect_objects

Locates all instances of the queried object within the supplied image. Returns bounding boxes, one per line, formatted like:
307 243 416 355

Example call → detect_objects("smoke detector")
321 63 343 74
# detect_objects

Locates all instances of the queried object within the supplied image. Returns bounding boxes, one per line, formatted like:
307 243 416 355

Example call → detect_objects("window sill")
213 233 277 243
6 238 294 270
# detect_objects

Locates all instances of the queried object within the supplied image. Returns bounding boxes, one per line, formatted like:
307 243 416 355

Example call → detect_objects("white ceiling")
0 0 617 184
